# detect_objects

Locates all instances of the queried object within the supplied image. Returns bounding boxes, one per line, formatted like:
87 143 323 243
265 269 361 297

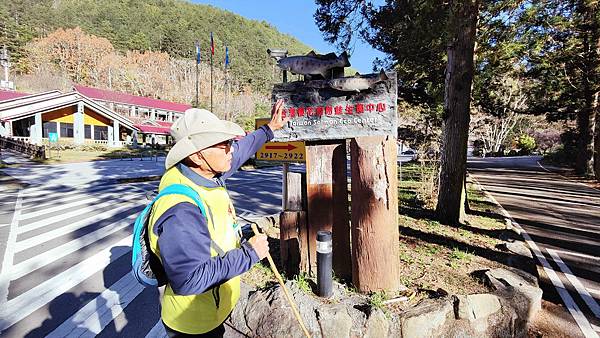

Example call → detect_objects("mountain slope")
0 0 313 92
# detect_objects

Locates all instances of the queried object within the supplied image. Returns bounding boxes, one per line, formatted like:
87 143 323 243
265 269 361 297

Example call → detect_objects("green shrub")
516 135 536 155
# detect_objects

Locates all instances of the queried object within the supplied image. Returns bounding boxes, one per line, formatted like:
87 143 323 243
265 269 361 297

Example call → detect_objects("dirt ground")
241 162 580 336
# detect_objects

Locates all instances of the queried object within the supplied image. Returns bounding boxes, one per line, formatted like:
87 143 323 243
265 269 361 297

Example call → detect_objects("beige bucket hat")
165 108 245 170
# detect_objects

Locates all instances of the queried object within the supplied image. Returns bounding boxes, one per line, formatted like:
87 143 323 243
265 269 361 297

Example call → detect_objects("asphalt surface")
469 156 600 337
0 156 286 337
3 152 598 336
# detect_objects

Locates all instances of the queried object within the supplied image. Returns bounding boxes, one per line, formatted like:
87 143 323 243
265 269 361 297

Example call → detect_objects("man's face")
199 139 234 173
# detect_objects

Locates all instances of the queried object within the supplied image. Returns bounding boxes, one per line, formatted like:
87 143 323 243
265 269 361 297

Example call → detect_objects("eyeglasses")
211 139 234 149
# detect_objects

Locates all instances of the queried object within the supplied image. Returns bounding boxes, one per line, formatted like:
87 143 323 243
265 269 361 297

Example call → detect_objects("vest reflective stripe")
148 167 240 334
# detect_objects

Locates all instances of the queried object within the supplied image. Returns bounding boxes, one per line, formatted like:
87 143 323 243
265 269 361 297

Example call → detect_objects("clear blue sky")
192 0 388 73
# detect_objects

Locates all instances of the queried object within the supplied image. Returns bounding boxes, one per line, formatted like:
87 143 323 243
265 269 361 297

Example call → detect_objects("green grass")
293 272 312 293
38 147 167 164
449 247 471 261
368 291 387 310
241 262 275 289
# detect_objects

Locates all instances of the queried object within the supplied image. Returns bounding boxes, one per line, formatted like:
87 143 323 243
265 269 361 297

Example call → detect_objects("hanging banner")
271 71 398 142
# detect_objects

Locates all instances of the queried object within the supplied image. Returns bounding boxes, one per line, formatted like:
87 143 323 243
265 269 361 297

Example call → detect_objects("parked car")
398 149 417 162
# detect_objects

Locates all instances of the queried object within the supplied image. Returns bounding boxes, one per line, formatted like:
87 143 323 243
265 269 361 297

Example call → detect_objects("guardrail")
0 136 46 159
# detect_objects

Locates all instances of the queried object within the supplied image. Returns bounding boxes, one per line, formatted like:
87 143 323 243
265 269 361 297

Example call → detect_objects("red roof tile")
74 85 192 113
156 121 173 127
135 124 171 135
0 90 30 101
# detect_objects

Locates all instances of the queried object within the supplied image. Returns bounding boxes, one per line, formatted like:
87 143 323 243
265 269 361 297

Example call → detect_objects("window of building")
94 125 108 140
84 125 92 139
43 121 57 138
60 122 74 138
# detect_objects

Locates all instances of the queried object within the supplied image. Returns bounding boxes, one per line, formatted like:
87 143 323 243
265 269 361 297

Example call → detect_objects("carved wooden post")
280 171 309 275
305 140 351 279
350 136 400 292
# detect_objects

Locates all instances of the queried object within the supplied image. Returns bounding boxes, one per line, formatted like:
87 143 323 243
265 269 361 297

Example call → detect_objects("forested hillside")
0 0 312 92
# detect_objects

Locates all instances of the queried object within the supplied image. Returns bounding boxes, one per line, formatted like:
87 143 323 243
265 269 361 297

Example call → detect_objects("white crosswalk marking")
16 191 145 235
0 180 162 336
18 189 140 219
19 182 155 206
15 201 141 252
0 236 131 331
46 272 144 337
11 213 138 280
146 321 168 338
0 190 23 304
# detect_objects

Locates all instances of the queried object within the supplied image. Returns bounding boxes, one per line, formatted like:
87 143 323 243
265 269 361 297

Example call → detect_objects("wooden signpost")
270 61 400 292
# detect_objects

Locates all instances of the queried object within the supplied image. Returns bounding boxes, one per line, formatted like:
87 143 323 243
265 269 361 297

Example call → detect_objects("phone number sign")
255 118 305 162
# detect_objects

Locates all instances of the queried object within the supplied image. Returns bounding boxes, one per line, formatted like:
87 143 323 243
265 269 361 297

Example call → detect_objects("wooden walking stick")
251 224 311 338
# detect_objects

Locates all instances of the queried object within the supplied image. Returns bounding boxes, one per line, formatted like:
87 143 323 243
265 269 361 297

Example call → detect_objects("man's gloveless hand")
248 234 270 260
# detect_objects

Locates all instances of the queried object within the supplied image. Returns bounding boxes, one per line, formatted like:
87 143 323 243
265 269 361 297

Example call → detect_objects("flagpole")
225 46 230 120
195 40 200 108
210 32 214 112
225 69 230 121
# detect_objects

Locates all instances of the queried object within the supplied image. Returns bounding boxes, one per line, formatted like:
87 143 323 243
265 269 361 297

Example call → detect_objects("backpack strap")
153 184 226 257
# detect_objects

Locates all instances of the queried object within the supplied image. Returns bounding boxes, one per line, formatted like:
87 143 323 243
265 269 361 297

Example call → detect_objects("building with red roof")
0 90 30 101
74 85 190 123
73 85 192 143
0 85 191 146
0 91 138 147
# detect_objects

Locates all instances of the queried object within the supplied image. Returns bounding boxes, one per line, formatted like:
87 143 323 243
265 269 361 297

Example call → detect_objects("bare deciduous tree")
470 76 527 155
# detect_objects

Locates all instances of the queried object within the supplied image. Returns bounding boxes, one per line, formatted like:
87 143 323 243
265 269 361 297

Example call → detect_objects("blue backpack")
131 184 224 287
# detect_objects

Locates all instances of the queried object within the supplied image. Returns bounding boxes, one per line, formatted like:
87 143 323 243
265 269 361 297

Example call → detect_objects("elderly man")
148 100 287 337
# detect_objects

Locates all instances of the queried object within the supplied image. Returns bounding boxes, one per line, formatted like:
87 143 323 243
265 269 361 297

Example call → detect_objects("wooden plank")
279 211 308 276
331 141 351 281
285 171 306 211
350 136 400 293
305 140 350 277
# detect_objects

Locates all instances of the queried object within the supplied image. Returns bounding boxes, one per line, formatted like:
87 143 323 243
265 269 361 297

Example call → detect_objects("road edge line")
470 176 599 338
547 249 600 319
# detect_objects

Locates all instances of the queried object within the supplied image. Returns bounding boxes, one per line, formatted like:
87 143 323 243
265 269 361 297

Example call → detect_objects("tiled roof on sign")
74 85 192 113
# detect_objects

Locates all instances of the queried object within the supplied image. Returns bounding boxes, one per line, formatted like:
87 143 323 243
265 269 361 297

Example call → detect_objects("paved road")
469 156 600 337
0 158 286 337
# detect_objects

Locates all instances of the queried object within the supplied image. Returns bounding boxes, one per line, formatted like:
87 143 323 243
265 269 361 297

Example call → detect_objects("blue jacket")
152 125 274 295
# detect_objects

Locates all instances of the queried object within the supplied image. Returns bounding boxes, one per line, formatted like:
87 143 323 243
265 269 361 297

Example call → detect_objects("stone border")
225 181 544 337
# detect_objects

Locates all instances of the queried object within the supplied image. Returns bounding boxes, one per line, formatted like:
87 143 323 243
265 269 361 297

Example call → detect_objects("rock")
454 295 475 320
316 305 353 338
454 294 500 321
364 309 389 338
485 268 542 321
467 294 501 319
241 281 322 338
401 298 454 338
225 283 253 337
505 241 533 259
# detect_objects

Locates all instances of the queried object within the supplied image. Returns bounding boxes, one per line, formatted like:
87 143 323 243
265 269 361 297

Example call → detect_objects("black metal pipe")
316 230 333 298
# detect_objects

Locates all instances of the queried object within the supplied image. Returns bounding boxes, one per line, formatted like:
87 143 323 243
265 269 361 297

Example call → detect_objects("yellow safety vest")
148 166 240 334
